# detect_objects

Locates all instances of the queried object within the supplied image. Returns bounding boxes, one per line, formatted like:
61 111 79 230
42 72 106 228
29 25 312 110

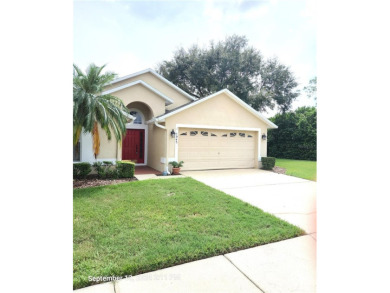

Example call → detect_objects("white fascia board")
146 118 156 124
108 68 196 101
146 117 165 124
153 89 278 129
102 80 174 105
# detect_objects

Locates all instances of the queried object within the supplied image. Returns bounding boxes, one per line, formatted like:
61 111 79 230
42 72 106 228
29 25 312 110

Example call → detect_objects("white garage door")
178 128 256 171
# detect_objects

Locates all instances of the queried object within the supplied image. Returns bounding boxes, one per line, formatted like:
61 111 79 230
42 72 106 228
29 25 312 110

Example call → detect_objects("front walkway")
134 166 161 175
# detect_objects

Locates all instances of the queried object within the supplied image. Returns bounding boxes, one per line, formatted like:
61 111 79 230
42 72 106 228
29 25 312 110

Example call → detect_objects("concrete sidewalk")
75 235 316 293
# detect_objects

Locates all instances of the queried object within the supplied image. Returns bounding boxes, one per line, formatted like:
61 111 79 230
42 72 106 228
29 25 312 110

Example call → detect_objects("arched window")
129 110 143 124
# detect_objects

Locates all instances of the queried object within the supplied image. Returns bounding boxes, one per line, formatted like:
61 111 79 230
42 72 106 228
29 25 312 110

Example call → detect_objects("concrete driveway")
182 169 316 236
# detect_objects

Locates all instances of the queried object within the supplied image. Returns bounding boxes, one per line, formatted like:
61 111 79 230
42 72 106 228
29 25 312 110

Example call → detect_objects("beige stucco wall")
147 124 167 172
96 125 118 160
105 72 192 110
164 92 269 169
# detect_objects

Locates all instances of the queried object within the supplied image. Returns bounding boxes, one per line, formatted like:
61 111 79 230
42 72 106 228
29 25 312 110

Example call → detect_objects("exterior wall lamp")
262 133 267 140
170 129 176 138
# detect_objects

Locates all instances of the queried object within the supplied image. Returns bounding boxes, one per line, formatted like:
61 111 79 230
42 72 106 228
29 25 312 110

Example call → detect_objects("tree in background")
73 64 130 158
267 106 317 161
304 77 317 105
158 35 300 113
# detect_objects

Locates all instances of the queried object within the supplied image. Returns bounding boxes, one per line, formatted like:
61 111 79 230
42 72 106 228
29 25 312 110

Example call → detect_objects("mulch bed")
272 166 286 175
73 175 137 189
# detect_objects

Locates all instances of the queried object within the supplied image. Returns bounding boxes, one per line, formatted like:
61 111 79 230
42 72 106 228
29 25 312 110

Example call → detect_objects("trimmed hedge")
92 161 119 179
261 157 275 170
267 106 316 161
117 160 135 178
73 162 92 179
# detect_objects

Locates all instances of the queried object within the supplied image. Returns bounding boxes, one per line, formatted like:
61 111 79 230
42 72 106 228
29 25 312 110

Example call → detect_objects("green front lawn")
74 178 304 289
275 158 317 181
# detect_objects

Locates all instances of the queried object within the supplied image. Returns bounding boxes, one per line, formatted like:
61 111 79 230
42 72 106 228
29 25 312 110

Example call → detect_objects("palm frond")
73 63 128 157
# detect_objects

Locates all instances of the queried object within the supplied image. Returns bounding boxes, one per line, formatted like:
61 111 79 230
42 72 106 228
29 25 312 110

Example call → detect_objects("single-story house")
73 68 277 172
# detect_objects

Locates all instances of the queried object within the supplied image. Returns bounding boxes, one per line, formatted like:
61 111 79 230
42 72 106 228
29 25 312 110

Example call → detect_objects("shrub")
117 160 135 178
92 162 104 177
92 161 118 179
261 157 276 170
73 162 92 179
169 161 184 168
268 106 316 161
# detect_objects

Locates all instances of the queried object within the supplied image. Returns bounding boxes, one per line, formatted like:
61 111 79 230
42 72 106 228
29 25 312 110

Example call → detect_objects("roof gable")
108 68 196 102
102 80 174 105
148 89 277 129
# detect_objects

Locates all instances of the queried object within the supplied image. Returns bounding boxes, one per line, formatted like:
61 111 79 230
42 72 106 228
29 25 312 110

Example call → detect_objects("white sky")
74 0 316 117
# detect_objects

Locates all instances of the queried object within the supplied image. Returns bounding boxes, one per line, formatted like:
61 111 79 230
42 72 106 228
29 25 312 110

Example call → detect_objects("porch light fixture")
170 129 176 138
262 133 267 140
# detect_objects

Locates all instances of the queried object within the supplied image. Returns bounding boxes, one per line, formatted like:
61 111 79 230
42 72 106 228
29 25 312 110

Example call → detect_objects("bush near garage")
73 162 92 179
261 157 276 170
267 106 316 161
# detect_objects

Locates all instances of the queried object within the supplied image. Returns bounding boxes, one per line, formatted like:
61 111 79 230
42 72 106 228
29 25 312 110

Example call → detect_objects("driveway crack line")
223 255 266 293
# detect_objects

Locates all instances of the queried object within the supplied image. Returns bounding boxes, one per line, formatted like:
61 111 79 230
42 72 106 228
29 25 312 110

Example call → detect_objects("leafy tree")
303 77 317 105
157 35 299 112
73 64 130 158
267 106 317 160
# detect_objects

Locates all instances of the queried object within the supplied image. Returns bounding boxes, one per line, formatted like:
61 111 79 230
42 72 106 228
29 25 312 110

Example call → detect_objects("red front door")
122 129 145 163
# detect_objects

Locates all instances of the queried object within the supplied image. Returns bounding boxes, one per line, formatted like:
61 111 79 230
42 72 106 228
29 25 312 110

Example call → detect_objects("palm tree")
73 63 131 158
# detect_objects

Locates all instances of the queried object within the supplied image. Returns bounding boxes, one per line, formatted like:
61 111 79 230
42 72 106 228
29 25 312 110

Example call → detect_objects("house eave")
101 80 174 106
108 68 196 101
148 89 278 129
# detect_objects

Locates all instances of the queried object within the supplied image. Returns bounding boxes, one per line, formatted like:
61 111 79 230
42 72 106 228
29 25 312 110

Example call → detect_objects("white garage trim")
173 124 262 163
